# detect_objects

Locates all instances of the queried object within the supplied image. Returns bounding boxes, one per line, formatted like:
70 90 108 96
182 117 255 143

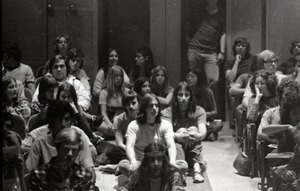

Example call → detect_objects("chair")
35 76 43 88
11 114 26 139
35 66 45 78
24 87 33 103
27 114 38 133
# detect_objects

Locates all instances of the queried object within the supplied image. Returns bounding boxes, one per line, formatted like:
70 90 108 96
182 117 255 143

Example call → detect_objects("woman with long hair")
93 48 130 98
247 69 279 124
97 65 129 137
150 66 174 110
186 68 223 141
133 76 151 100
161 81 207 183
2 76 31 120
130 47 156 82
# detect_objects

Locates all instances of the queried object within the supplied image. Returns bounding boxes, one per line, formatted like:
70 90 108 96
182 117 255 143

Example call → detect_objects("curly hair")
249 69 277 97
151 66 170 97
277 77 300 102
280 91 300 125
136 94 161 125
232 37 251 59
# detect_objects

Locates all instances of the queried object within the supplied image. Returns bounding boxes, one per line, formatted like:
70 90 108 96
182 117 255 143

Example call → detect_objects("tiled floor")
95 121 260 191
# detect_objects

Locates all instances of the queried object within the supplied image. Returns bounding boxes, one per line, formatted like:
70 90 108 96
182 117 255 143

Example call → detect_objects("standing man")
186 0 226 87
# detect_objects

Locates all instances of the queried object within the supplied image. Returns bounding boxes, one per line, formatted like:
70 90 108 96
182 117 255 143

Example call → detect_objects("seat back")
11 114 26 139
27 114 38 133
35 66 45 78
24 87 33 103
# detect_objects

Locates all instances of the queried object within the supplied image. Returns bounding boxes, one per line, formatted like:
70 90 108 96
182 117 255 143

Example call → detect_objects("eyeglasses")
263 60 278 65
53 64 66 69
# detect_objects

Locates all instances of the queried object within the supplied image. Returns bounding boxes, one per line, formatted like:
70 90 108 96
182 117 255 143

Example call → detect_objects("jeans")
176 142 205 169
188 48 219 86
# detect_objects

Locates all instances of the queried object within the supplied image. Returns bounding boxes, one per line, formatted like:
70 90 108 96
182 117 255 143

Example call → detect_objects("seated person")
186 68 223 141
2 111 26 191
118 94 187 177
29 127 98 191
161 81 207 183
246 69 279 124
25 100 96 180
2 40 36 94
150 66 174 110
114 90 139 151
2 76 31 120
258 78 300 143
242 50 286 108
117 143 186 191
93 48 130 99
133 76 151 100
277 39 300 75
262 93 300 190
225 37 257 84
67 48 91 93
97 65 130 137
33 55 91 111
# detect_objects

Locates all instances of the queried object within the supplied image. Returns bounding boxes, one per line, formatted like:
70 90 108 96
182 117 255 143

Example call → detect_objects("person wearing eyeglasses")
241 50 286 108
32 55 91 112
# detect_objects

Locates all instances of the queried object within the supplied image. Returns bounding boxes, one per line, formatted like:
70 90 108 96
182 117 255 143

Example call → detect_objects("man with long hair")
118 143 186 191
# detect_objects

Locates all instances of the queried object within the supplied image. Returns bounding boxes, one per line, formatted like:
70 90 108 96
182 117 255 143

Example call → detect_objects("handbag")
233 149 252 176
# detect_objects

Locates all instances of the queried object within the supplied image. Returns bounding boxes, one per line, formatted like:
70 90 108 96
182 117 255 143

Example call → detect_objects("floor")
94 121 260 191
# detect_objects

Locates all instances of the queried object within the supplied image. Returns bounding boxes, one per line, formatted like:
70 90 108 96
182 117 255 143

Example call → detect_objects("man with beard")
117 143 186 191
29 127 98 191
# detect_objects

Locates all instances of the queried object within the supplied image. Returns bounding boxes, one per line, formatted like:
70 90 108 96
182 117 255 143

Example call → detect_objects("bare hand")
236 54 242 63
117 186 129 191
255 85 263 99
69 101 79 114
188 131 202 142
217 53 225 61
175 129 190 143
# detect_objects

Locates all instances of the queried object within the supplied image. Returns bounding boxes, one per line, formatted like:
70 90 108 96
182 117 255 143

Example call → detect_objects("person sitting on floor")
29 127 98 191
117 143 186 191
25 100 96 181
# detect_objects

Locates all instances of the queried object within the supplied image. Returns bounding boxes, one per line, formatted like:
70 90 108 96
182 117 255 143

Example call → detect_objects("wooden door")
46 0 99 84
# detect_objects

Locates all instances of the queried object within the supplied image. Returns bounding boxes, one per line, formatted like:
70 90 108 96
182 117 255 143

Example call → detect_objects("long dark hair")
172 81 197 120
38 75 57 104
280 86 300 125
249 69 277 97
103 48 118 78
138 143 171 191
132 47 156 81
136 94 161 125
56 83 79 109
187 68 209 107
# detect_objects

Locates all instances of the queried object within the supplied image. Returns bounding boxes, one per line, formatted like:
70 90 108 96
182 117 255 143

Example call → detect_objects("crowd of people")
2 1 300 191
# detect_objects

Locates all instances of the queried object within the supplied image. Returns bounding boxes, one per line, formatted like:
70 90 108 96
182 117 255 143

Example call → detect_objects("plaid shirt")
30 157 97 191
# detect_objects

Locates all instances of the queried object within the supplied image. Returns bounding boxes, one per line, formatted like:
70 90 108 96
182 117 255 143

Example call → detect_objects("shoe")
193 172 204 183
